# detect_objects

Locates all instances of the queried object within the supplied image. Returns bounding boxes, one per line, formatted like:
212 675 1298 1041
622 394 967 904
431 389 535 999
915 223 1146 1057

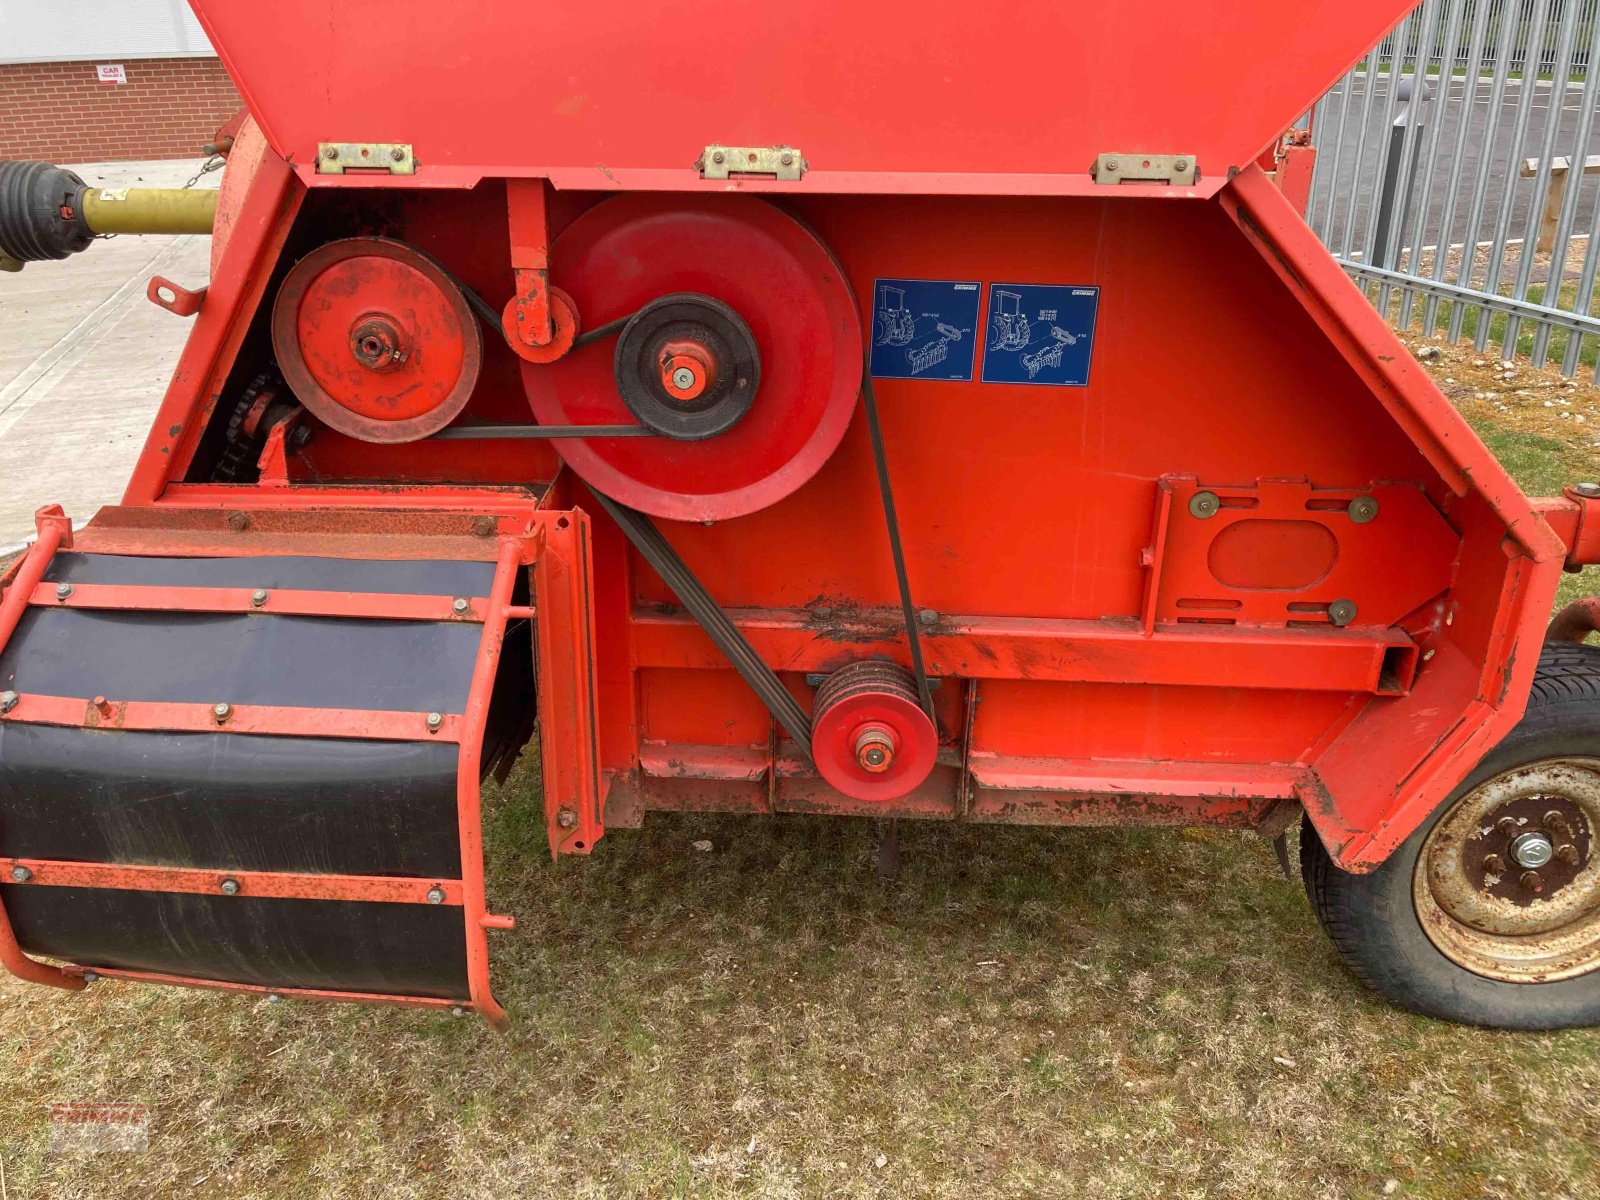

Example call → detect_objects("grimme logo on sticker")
46 1101 149 1153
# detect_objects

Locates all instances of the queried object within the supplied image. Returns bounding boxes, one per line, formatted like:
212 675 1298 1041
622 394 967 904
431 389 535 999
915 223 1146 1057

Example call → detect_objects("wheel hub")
1415 758 1600 983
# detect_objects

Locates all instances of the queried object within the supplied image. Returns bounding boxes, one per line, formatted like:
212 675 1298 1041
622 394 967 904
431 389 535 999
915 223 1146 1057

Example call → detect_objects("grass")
1 356 1599 1197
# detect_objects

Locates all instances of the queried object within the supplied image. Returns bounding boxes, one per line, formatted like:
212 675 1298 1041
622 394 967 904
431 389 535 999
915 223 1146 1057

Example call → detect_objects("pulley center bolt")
853 723 899 774
1510 830 1555 870
349 315 407 370
659 342 714 402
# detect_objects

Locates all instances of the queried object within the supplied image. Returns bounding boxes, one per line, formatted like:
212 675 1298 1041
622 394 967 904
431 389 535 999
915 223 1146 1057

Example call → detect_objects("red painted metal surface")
1 859 463 906
60 965 464 1015
0 693 464 742
29 581 487 621
190 0 1412 191
522 195 863 520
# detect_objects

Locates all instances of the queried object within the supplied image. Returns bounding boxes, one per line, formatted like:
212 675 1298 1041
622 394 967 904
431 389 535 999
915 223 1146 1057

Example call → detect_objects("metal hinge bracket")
697 145 806 182
316 143 416 175
1091 153 1198 186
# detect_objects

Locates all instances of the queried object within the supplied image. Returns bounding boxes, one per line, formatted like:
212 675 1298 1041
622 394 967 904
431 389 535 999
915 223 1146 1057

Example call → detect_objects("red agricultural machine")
2 0 1599 1030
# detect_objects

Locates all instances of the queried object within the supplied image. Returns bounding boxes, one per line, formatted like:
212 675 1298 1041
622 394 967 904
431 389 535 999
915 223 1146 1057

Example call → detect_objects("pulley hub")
520 194 863 522
272 237 482 443
812 661 938 802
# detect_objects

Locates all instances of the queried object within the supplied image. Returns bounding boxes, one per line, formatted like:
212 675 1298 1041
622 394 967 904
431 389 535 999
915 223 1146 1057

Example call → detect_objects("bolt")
671 366 696 390
1105 158 1119 171
93 695 110 714
426 886 445 905
1497 816 1521 838
1174 159 1189 172
780 151 794 166
227 511 251 531
391 146 406 162
473 517 496 538
1556 843 1581 865
82 970 98 984
324 146 339 160
712 150 725 164
1327 599 1358 627
426 711 443 733
1188 491 1220 519
452 597 470 614
251 588 269 608
213 702 232 723
451 1005 466 1018
1482 853 1506 875
219 877 240 895
556 807 578 829
814 606 834 620
1575 481 1600 498
854 725 896 774
1544 810 1571 836
55 582 72 600
290 425 312 450
266 992 283 1004
1511 830 1555 869
10 865 31 883
0 690 17 714
918 609 938 626
1520 870 1544 891
1347 495 1379 524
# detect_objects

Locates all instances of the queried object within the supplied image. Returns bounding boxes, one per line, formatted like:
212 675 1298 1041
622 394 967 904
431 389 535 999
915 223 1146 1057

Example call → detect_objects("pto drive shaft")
0 160 216 272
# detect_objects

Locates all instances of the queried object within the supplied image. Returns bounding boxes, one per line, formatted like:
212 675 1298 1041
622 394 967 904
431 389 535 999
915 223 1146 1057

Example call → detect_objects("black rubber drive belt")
591 491 815 760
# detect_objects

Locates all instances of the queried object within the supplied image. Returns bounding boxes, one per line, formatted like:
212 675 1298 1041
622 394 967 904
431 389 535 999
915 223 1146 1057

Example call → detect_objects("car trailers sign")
96 64 127 84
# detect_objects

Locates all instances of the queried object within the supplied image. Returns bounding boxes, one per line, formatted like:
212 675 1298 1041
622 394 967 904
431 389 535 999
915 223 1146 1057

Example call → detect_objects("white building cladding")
0 0 213 64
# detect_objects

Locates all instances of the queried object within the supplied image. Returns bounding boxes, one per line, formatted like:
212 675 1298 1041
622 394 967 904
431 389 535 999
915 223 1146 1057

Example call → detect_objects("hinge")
316 143 416 175
1091 153 1198 186
697 145 806 182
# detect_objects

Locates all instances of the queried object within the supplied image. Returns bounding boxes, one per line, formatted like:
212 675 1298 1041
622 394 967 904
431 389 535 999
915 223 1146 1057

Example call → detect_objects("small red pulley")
272 237 482 443
811 661 938 802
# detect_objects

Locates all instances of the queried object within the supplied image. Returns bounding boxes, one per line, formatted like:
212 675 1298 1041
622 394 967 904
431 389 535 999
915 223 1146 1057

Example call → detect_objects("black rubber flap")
0 551 534 999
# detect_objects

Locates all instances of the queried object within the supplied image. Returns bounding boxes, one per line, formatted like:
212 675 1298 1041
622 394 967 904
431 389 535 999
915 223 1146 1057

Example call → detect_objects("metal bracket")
316 143 416 175
698 145 806 182
1091 153 1198 186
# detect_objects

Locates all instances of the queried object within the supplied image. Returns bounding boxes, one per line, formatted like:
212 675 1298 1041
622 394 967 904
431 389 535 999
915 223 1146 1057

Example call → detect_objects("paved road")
1307 73 1600 261
0 159 216 546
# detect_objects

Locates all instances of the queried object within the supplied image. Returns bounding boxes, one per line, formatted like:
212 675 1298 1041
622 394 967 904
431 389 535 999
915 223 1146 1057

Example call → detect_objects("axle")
0 160 216 272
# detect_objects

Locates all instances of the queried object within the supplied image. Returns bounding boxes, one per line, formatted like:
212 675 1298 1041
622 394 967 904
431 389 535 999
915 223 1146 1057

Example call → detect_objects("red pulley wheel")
272 237 482 443
521 195 863 522
812 661 939 802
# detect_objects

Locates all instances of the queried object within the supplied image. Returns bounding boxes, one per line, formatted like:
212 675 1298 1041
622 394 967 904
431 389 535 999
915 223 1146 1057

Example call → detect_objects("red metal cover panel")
189 0 1410 191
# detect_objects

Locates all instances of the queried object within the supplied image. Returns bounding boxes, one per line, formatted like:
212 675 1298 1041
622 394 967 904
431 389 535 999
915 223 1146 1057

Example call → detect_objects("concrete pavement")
0 158 219 545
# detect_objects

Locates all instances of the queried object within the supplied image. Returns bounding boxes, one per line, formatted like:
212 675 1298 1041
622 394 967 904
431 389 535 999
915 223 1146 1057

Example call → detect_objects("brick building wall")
0 57 241 163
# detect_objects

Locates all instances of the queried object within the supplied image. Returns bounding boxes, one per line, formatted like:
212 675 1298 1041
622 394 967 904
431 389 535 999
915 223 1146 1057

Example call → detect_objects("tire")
1300 641 1600 1029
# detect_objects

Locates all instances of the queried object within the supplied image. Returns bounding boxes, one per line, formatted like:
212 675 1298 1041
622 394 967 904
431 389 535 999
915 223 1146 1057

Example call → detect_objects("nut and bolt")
451 1005 466 1018
227 511 251 531
1497 816 1521 838
1174 159 1189 172
918 609 939 626
219 877 240 896
1520 870 1544 891
82 970 98 984
1327 599 1358 627
426 886 446 905
1574 481 1600 498
0 690 18 714
266 992 283 1003
251 588 269 608
426 711 444 733
213 702 232 724
323 146 339 160
1482 853 1506 875
391 147 406 162
1544 810 1571 836
814 606 834 620
780 151 794 166
1347 495 1380 524
452 597 470 615
1556 843 1581 865
55 582 73 600
556 807 578 829
671 366 697 390
1510 830 1556 870
473 517 496 538
11 865 32 883
1105 158 1119 171
1188 490 1220 519
712 150 726 164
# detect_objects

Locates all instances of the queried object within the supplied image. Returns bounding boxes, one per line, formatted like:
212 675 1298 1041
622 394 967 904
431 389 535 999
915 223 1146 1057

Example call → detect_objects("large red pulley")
811 661 939 802
272 237 482 443
521 195 863 522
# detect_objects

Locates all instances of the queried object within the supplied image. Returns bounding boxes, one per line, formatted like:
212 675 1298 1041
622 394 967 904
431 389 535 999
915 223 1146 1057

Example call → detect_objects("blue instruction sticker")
979 283 1099 386
869 278 981 382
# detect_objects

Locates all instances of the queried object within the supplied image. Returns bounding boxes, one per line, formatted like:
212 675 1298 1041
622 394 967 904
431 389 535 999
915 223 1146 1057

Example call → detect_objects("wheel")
1301 641 1600 1029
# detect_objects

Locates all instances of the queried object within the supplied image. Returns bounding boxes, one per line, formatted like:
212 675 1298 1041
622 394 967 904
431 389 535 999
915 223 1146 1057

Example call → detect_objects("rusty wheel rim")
1414 757 1600 983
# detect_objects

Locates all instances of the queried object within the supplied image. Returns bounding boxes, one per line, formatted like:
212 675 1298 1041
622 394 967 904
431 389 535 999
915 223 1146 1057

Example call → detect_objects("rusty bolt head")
1575 481 1600 498
1482 853 1506 876
426 886 445 905
426 711 444 733
1497 816 1521 838
918 609 939 626
1188 491 1220 519
213 702 232 723
1347 496 1380 524
391 146 406 162
219 877 240 895
814 606 834 620
251 588 269 608
1520 870 1544 891
93 695 110 713
712 150 726 164
781 151 794 166
11 865 31 883
1175 159 1189 170
556 807 578 829
55 582 73 600
473 517 496 538
323 146 339 160
1105 158 1120 171
452 597 470 615
1544 810 1571 835
1556 843 1581 865
0 690 17 714
228 511 251 531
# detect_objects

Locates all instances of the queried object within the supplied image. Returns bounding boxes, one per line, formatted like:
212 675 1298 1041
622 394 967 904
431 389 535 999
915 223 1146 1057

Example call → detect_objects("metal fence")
1307 0 1600 376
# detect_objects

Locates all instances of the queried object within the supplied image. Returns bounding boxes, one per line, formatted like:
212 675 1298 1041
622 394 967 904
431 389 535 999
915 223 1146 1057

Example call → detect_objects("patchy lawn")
0 340 1598 1199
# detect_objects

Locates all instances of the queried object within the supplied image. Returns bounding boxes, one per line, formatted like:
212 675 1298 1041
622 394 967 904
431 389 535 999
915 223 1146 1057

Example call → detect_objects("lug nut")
1520 870 1544 891
1482 854 1506 875
251 588 269 608
54 582 72 600
1510 830 1555 869
556 807 578 829
1544 810 1571 835
11 865 32 882
1556 843 1581 865
213 702 232 724
219 877 240 895
426 711 443 733
426 886 445 905
1497 817 1520 838
452 597 469 614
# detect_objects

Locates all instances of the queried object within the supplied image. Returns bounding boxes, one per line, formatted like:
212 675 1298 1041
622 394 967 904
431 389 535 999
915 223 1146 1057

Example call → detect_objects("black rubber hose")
0 161 92 263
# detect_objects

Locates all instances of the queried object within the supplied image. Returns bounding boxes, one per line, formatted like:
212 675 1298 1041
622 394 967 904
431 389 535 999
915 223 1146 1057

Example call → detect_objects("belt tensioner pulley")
520 194 863 522
271 237 482 443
